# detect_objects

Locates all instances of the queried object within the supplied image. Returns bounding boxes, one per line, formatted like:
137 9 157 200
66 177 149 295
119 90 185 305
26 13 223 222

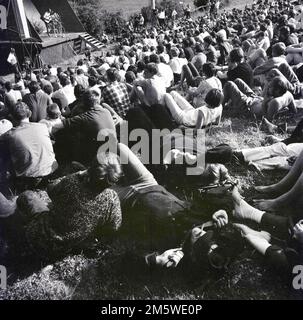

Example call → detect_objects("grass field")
0 115 294 300
0 0 295 301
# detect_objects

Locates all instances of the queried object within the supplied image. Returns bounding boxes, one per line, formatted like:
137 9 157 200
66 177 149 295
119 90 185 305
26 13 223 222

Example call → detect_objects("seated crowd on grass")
1 0 303 290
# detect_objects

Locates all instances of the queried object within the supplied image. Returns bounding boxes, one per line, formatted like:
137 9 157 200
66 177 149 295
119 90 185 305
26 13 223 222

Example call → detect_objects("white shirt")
170 57 187 74
183 105 222 127
157 63 174 88
7 53 17 65
192 77 222 107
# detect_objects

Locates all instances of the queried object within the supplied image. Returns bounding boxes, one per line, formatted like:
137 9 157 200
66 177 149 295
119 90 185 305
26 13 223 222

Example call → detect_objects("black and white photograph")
0 0 303 304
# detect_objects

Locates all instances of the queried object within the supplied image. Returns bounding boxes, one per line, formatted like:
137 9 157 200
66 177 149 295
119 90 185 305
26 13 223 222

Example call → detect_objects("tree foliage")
69 0 127 37
194 0 209 8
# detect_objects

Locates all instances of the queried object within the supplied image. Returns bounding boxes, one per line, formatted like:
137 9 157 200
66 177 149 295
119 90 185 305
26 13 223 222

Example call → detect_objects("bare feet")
260 117 278 134
254 185 278 196
253 199 279 212
233 223 271 242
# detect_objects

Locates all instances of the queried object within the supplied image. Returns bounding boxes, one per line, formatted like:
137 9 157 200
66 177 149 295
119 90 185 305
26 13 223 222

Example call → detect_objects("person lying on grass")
146 187 303 279
232 140 303 172
143 209 244 271
0 162 122 260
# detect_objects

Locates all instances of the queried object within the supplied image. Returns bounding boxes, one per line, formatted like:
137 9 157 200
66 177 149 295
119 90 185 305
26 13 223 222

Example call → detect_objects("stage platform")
40 32 85 48
39 32 86 65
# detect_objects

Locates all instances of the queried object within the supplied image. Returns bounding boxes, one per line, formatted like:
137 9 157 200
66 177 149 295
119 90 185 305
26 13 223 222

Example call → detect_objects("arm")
117 142 157 185
102 102 123 125
286 45 303 54
253 60 275 76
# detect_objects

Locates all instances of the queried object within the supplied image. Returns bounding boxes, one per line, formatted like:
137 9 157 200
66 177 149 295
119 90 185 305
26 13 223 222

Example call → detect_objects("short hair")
205 89 223 108
83 89 98 108
157 44 165 54
106 68 119 82
88 76 98 87
74 84 86 99
46 103 61 119
272 42 286 56
77 68 84 75
137 61 146 73
271 76 288 96
13 102 31 121
203 36 213 45
28 81 40 94
60 77 71 87
77 59 84 66
195 44 204 53
149 54 160 64
5 81 13 91
170 47 179 57
43 84 53 95
125 71 136 84
202 63 216 78
145 63 158 76
229 48 244 63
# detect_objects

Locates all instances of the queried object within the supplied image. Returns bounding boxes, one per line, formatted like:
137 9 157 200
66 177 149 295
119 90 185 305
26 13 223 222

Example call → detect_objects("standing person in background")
184 4 191 19
7 48 19 74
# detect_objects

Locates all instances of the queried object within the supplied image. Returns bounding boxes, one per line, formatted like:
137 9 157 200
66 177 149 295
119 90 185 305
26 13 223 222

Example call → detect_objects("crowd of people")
1 0 303 294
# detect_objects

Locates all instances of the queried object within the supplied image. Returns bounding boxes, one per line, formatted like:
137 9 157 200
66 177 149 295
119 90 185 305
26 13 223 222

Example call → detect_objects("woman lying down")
143 188 303 281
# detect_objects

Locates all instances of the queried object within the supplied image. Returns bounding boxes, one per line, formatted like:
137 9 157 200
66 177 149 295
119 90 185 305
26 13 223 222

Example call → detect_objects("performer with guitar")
42 9 53 36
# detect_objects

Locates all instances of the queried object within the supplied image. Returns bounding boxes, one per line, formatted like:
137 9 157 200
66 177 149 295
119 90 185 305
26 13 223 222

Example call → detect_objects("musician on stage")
42 8 53 36
52 12 64 37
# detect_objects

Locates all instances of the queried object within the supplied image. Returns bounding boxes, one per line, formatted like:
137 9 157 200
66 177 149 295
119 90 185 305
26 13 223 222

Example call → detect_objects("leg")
188 62 200 78
279 62 300 85
234 78 254 96
242 142 303 162
255 171 303 213
170 91 194 111
164 93 185 125
132 86 149 107
223 80 248 108
249 48 267 67
266 99 283 121
252 156 291 171
181 64 195 87
232 187 292 236
255 149 303 196
283 118 303 145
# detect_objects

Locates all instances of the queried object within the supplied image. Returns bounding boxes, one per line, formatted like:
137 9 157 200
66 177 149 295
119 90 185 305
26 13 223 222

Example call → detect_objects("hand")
155 248 184 268
293 220 303 242
287 156 297 166
212 210 228 229
163 149 184 165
